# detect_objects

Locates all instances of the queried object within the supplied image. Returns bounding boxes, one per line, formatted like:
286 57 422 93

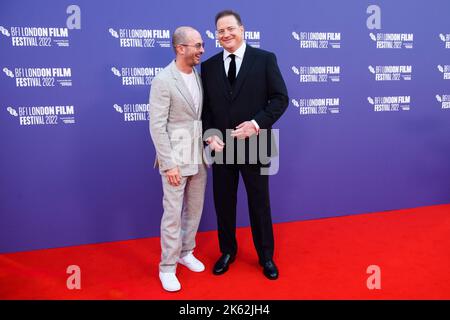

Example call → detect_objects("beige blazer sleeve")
149 77 176 172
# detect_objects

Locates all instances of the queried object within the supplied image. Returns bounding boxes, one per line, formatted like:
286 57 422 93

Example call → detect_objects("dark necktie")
228 54 236 85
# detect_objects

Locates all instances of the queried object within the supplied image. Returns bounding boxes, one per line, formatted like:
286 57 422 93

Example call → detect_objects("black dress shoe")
213 254 235 275
261 260 279 280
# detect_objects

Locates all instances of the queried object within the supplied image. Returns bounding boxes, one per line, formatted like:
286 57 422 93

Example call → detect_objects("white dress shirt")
223 41 246 77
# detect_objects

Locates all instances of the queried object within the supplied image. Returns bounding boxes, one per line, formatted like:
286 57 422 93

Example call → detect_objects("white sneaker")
178 252 205 272
159 272 181 292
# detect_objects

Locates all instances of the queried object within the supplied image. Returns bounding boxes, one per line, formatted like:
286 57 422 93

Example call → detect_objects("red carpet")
1 204 449 299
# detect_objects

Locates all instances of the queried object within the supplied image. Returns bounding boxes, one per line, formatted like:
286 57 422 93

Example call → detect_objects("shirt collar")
223 41 246 61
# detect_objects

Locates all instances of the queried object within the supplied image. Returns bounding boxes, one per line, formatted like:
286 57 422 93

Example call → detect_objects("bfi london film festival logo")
2 67 72 87
0 5 81 47
6 104 76 126
439 33 450 49
436 94 450 109
367 95 411 112
111 66 163 86
291 97 340 115
366 5 413 49
369 32 413 49
205 29 261 48
368 65 412 81
108 27 171 48
291 65 340 83
291 31 341 48
113 102 149 122
437 64 450 80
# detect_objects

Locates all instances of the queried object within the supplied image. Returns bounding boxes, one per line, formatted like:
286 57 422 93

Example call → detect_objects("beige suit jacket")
149 60 206 176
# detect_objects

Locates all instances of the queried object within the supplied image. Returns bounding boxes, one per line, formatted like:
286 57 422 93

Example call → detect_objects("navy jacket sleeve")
253 52 289 129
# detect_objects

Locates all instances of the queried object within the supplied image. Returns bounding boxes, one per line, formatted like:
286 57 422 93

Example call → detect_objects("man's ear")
175 45 183 56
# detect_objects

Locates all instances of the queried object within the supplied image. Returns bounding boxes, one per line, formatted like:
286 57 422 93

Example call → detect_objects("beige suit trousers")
159 164 207 272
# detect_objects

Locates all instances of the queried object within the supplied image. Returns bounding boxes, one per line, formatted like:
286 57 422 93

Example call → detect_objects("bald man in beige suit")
149 26 207 292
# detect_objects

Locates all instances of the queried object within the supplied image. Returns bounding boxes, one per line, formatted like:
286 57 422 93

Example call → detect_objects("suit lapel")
193 68 203 120
170 61 197 115
214 55 232 101
231 45 256 100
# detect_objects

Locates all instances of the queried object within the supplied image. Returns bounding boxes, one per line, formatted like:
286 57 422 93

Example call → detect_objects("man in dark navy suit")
201 10 288 280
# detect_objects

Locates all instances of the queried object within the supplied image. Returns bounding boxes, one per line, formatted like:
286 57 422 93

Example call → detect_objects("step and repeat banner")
1 0 449 253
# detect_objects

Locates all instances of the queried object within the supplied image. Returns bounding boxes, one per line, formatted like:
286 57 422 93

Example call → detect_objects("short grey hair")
172 26 196 54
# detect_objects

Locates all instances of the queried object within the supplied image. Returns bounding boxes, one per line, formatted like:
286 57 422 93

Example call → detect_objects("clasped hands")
166 121 258 186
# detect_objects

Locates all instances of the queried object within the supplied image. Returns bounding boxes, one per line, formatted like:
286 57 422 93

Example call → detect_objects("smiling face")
216 15 244 53
180 29 205 67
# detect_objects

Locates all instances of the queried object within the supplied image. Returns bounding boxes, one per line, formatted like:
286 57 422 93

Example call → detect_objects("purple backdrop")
1 0 450 253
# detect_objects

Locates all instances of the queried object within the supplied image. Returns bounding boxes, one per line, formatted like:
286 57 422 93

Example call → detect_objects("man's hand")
230 121 258 139
206 135 225 152
165 167 181 186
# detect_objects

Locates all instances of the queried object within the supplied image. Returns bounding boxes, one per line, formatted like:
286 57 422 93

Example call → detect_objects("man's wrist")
251 120 260 135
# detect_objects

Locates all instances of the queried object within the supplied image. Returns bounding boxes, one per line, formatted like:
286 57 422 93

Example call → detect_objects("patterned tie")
228 54 236 85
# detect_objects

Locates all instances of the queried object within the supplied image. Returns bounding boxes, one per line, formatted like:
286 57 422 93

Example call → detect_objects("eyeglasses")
179 42 205 49
217 26 239 36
